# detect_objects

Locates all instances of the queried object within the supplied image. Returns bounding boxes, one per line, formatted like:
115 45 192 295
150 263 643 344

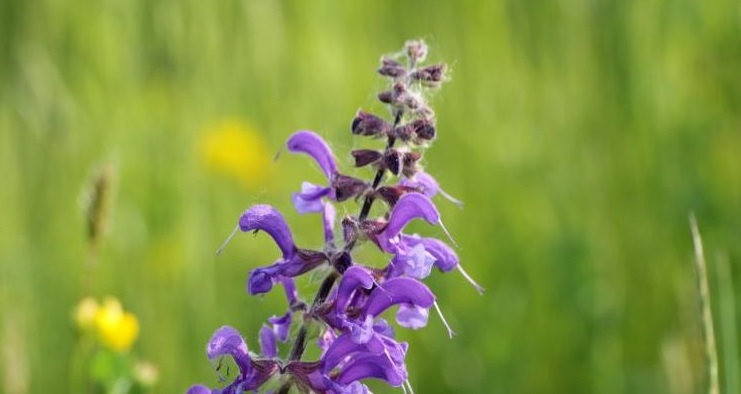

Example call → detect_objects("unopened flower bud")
377 90 393 104
410 64 446 87
378 57 406 78
332 174 368 202
384 150 402 176
376 185 418 207
405 39 428 63
331 251 353 274
351 111 392 137
351 149 383 167
342 216 360 244
402 151 422 177
408 119 436 142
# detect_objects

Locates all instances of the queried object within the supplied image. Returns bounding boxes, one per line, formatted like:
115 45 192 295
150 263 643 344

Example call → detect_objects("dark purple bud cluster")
189 39 480 394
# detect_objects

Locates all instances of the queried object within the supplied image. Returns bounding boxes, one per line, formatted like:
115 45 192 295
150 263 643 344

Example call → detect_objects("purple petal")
260 325 278 359
396 304 429 329
376 193 440 252
206 326 251 369
186 385 213 394
398 243 435 279
292 182 331 214
363 278 435 318
247 267 278 295
287 130 338 179
279 276 298 307
350 315 375 344
322 333 385 372
402 235 458 272
335 354 405 387
239 205 295 258
323 202 336 243
335 266 374 313
268 312 292 342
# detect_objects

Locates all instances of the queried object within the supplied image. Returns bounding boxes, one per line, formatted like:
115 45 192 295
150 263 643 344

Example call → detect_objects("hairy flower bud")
410 64 446 87
402 151 422 177
408 119 436 142
375 185 418 207
384 150 402 176
351 149 383 168
405 39 428 63
378 57 406 78
332 174 368 202
351 111 392 137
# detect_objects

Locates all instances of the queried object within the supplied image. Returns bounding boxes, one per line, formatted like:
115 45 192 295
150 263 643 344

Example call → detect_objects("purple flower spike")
287 130 338 179
239 205 296 258
363 277 435 318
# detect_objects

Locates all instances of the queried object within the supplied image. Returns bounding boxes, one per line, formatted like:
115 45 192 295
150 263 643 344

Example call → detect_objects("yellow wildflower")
93 297 140 353
200 118 271 187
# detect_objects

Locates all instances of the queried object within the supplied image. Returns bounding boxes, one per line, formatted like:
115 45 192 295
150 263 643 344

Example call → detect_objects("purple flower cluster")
189 40 482 394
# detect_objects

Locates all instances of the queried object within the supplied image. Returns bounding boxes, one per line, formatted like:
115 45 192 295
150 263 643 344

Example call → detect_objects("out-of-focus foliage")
1 1 740 393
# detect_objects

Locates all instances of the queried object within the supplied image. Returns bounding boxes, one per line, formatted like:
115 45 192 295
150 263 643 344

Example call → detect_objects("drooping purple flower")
287 131 368 213
268 312 292 342
188 326 279 394
224 204 328 295
259 325 278 359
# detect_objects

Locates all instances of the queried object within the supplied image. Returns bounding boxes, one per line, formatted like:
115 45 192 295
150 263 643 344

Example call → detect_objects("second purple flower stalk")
190 39 483 394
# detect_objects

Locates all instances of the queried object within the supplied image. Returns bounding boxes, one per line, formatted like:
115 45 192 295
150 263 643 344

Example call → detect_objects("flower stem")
358 111 402 222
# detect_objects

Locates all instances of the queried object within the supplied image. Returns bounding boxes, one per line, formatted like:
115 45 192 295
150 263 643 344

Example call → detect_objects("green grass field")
1 1 740 393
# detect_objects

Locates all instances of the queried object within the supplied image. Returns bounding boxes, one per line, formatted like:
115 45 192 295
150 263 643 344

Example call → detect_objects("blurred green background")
1 0 740 393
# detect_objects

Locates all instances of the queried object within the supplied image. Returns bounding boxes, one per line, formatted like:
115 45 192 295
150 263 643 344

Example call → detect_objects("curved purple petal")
239 205 295 258
279 277 298 307
206 326 251 369
292 182 331 214
336 266 375 313
350 315 375 344
376 193 440 252
322 332 385 372
396 243 435 279
259 325 277 359
396 304 429 329
287 130 338 179
247 267 278 295
363 278 435 317
335 354 405 387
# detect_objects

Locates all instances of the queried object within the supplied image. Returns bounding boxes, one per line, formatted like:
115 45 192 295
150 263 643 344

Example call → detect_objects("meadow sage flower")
189 39 481 394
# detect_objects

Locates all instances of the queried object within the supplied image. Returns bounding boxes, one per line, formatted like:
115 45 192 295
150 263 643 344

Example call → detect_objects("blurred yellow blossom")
200 118 271 187
93 297 140 353
74 297 99 331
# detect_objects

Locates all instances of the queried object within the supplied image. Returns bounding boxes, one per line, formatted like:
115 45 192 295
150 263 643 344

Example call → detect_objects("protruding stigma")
216 225 240 256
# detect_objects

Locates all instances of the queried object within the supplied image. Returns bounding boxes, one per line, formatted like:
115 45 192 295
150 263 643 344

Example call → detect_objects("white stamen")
439 188 464 209
216 225 240 256
456 264 484 295
405 379 416 394
437 220 458 248
433 301 455 338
